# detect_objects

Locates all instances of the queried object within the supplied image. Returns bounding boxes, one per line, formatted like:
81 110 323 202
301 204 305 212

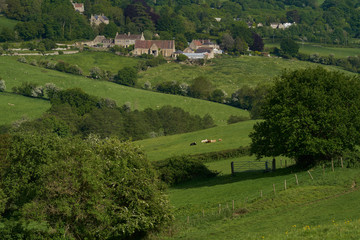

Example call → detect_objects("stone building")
90 14 109 26
115 32 145 47
133 40 175 57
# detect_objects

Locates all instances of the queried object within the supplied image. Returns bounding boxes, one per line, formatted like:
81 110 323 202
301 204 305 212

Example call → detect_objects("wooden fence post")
331 159 335 172
341 157 344 168
231 161 234 175
260 190 263 198
284 179 287 190
272 158 276 171
307 171 313 180
273 184 276 194
295 174 299 185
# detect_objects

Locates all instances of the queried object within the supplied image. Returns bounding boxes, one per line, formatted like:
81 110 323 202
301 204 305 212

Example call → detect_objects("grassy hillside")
158 166 360 239
135 120 255 161
25 51 140 76
0 92 50 126
138 55 350 94
0 56 247 126
266 42 360 58
0 16 19 30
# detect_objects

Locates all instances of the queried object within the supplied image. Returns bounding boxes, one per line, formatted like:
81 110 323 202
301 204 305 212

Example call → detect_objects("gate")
231 160 273 175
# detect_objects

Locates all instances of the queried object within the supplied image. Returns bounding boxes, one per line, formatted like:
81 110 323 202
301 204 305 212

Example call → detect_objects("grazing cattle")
190 142 197 146
201 139 208 143
210 139 216 143
218 138 222 142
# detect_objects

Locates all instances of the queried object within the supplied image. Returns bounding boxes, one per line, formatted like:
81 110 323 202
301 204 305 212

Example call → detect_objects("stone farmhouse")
90 14 109 26
133 40 175 57
189 39 219 50
84 35 114 47
72 2 84 14
115 32 145 48
183 39 221 59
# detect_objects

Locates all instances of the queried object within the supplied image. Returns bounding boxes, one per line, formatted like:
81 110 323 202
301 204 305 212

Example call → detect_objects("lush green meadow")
0 92 50 125
138 55 349 94
25 51 140 76
159 166 360 240
265 42 360 58
135 120 255 161
0 56 247 126
0 16 19 30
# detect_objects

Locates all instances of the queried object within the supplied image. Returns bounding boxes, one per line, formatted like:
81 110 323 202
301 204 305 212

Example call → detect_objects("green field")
266 42 360 58
0 16 19 30
135 120 255 161
0 92 50 125
0 56 247 126
159 166 360 239
25 51 140 76
138 55 350 94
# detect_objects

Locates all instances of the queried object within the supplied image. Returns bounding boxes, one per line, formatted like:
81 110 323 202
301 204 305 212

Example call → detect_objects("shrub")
153 155 218 185
0 79 5 92
0 134 172 239
17 57 27 63
12 82 43 98
227 115 249 124
177 54 188 62
115 67 137 86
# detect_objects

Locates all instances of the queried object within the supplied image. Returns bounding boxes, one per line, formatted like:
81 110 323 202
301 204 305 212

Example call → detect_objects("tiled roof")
135 40 175 49
115 33 142 40
74 3 84 7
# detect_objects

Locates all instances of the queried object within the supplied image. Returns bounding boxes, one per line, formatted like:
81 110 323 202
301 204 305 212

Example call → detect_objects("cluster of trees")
250 67 360 167
1 0 358 49
10 86 215 140
18 57 83 75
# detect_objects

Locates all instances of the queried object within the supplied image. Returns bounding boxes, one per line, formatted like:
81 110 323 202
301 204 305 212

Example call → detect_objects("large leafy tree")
250 67 360 166
0 133 172 239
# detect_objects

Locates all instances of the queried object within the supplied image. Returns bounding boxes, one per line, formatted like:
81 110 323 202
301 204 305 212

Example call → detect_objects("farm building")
133 40 175 57
115 32 145 47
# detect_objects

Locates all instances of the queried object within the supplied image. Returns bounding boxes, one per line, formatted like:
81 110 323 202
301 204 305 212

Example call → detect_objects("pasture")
25 51 140 76
135 120 256 161
0 16 19 30
0 56 247 126
138 55 349 94
0 92 50 126
161 165 360 239
265 42 360 58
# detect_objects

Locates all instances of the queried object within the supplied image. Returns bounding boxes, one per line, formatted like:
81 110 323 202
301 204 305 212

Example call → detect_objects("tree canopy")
0 133 172 239
250 67 360 166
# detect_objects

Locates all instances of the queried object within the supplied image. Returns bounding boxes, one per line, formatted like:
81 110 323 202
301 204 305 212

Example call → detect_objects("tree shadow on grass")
171 165 305 190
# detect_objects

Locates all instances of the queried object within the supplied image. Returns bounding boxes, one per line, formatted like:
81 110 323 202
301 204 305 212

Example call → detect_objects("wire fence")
180 158 351 227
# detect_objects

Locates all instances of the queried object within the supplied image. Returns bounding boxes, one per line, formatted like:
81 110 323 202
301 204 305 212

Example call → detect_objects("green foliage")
0 133 172 239
188 76 214 99
55 61 83 75
115 66 137 86
12 82 44 98
250 67 360 166
153 155 218 185
177 54 188 62
227 115 250 124
49 88 100 116
280 38 300 57
0 79 5 92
